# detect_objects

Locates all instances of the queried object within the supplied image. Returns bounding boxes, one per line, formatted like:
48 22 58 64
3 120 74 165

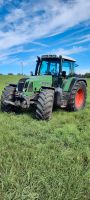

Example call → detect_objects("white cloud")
49 46 88 56
0 0 90 64
0 0 3 6
0 45 36 66
69 34 90 45
0 0 90 45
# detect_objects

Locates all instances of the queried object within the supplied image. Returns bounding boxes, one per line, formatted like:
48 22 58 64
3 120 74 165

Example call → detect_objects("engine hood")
18 75 53 93
28 75 52 91
29 75 52 83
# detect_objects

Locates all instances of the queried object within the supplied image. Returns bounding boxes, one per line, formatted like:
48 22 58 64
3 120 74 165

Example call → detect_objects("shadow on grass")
0 103 36 119
0 103 67 120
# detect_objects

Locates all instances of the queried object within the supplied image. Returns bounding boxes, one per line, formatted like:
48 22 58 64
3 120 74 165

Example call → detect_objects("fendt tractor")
1 55 87 120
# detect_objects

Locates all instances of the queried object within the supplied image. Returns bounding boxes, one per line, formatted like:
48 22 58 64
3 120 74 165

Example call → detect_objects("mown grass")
0 75 90 200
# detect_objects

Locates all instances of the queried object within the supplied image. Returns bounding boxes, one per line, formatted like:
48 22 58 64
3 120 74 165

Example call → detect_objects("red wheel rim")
75 89 84 109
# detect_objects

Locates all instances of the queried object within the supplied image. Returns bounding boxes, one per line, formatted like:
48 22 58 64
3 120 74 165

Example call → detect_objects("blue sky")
0 0 90 75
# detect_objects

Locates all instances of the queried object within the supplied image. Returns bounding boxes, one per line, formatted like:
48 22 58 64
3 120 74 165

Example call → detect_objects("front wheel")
36 89 54 120
68 81 87 111
1 85 16 112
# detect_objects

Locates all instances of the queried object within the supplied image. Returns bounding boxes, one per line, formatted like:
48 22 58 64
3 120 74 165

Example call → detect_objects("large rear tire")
1 85 16 112
36 89 54 120
68 81 87 111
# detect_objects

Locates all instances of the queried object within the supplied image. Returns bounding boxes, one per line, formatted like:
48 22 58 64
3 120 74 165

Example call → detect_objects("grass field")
0 75 90 200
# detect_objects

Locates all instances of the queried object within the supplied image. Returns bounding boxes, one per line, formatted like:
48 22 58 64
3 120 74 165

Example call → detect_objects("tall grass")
0 76 90 200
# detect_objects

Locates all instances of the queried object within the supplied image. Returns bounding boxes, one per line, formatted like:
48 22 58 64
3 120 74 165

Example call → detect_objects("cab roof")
62 55 76 62
41 55 76 62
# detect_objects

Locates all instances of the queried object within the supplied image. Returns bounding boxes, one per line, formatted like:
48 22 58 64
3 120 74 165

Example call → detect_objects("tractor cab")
35 55 77 87
36 55 77 76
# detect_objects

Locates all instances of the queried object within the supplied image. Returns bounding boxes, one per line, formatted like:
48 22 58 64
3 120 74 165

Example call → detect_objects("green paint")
63 77 74 92
22 75 76 97
23 75 52 96
20 74 76 97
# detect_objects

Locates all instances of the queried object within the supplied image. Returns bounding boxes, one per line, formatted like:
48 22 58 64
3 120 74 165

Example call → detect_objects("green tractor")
1 55 87 120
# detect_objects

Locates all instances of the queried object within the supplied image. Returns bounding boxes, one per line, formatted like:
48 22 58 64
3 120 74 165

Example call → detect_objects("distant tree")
8 73 13 75
72 73 83 78
17 73 22 75
17 73 26 76
74 73 90 78
84 73 90 78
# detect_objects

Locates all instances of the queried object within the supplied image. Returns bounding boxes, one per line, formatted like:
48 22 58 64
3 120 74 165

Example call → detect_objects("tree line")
74 73 90 78
0 72 90 78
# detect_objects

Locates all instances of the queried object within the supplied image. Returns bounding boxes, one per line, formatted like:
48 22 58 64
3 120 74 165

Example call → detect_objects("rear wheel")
68 81 87 111
36 89 54 120
1 85 16 112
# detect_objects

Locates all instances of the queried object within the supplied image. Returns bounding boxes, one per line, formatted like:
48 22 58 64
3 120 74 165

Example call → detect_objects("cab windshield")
39 59 76 76
39 60 60 76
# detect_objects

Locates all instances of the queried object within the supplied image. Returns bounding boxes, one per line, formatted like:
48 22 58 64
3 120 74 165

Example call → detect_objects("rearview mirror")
30 71 33 76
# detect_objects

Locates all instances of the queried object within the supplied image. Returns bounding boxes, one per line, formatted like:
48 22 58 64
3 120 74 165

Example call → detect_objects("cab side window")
62 61 71 76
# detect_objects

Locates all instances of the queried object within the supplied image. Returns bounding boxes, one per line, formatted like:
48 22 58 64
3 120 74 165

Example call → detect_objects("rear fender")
69 78 87 92
63 77 87 92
